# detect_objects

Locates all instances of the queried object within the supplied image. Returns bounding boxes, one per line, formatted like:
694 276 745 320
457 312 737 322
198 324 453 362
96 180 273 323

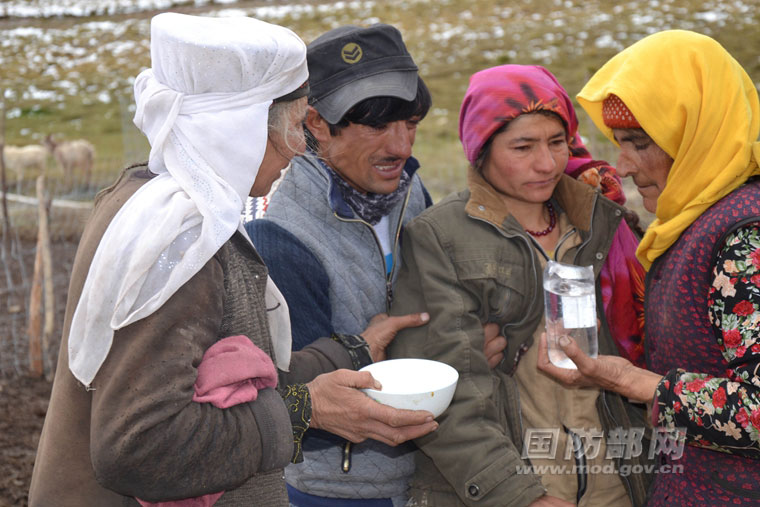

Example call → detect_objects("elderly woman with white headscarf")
28 13 437 507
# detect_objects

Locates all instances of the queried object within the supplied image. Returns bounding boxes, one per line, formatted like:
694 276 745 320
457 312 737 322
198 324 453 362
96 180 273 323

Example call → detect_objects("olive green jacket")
389 170 652 506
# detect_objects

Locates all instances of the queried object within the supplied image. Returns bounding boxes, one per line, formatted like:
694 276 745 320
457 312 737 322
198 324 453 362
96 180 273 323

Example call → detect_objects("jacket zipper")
389 186 414 309
331 181 415 471
333 183 414 313
330 214 388 472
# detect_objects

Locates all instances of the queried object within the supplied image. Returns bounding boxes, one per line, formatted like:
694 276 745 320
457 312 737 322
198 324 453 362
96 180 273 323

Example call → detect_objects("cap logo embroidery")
341 43 362 64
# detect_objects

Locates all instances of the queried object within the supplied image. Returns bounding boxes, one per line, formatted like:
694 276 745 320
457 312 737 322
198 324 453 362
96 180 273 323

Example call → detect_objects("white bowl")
359 358 459 418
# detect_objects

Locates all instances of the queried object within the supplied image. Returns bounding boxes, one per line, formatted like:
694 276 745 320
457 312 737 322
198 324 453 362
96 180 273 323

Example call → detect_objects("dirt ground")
0 239 78 507
0 375 54 506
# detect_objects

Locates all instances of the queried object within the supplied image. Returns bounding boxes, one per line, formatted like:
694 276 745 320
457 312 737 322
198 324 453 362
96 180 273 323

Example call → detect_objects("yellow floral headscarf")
577 30 760 270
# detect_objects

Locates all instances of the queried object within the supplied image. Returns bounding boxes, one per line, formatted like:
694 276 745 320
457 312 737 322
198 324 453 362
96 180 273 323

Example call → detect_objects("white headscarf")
68 13 307 387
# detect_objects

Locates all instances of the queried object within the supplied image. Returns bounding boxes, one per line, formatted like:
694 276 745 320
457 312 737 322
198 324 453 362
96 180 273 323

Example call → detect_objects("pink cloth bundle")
192 335 278 408
137 335 278 507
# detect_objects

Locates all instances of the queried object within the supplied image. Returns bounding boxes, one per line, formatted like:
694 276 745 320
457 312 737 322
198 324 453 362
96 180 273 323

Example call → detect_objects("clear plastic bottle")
543 261 598 369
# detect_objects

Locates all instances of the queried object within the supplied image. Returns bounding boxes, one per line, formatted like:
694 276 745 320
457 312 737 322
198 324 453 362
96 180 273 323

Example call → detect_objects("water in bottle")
543 261 598 369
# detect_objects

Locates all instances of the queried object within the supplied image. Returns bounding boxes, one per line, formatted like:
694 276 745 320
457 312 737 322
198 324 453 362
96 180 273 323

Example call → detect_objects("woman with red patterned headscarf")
388 64 649 507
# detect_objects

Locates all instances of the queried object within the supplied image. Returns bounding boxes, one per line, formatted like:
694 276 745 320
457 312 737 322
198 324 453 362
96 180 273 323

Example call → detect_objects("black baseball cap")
306 24 419 124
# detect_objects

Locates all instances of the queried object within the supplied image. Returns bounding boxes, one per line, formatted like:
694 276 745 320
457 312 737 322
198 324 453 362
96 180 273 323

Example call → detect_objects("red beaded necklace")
525 201 556 237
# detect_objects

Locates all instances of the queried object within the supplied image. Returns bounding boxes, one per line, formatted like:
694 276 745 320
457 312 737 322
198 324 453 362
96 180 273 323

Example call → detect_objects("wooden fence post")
28 176 54 378
28 234 44 377
40 176 55 379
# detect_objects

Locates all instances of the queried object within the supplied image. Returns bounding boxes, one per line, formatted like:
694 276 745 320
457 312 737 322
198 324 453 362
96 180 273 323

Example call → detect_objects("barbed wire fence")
0 96 147 379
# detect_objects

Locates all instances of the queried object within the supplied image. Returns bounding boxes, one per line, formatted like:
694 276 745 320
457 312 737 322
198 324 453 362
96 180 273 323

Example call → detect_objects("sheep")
44 135 95 191
2 144 48 190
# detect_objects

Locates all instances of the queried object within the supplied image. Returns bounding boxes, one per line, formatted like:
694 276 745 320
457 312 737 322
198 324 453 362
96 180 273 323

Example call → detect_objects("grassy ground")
2 0 759 219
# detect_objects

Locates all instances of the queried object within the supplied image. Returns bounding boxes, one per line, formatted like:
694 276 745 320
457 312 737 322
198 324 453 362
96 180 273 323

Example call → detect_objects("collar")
464 167 598 232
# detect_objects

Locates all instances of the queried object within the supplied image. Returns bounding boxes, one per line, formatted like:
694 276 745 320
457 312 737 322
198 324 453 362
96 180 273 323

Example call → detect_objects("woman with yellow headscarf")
538 30 760 506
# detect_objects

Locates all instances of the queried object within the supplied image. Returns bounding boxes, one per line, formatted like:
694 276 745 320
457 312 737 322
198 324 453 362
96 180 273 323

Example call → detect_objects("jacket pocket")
453 257 527 322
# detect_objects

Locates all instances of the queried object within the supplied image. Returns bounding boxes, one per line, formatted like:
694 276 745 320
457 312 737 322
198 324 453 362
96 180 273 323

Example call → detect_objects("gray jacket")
249 152 430 503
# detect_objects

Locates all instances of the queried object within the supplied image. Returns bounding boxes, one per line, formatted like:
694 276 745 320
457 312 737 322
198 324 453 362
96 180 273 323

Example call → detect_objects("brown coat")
29 165 353 506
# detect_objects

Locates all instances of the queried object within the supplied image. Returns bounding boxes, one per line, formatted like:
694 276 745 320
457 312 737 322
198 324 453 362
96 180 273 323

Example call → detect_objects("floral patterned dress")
654 223 760 457
644 180 760 506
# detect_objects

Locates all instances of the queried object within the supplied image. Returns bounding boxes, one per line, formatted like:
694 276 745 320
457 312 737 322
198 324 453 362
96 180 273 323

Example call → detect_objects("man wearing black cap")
245 23 434 507
246 23 505 507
